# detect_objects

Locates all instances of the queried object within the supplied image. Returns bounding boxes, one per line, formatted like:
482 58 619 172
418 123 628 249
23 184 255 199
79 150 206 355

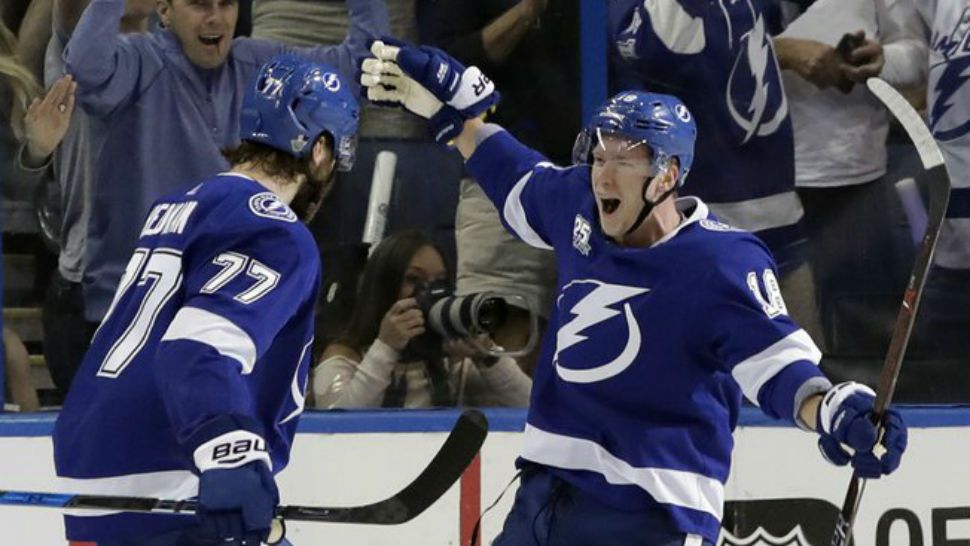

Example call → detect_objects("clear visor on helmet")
573 128 667 177
335 133 358 172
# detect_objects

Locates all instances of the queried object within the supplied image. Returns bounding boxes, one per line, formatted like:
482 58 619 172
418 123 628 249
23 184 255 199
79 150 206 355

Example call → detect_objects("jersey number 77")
95 248 280 379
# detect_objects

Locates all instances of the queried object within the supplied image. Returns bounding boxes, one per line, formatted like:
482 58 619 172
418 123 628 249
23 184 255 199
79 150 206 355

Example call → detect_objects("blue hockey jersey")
608 0 805 270
918 0 970 269
466 127 828 543
53 174 321 541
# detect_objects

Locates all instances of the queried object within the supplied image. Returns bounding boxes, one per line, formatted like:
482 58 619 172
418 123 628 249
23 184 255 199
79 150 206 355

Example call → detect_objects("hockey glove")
361 37 499 143
361 47 444 118
191 461 279 545
187 428 279 545
816 381 907 478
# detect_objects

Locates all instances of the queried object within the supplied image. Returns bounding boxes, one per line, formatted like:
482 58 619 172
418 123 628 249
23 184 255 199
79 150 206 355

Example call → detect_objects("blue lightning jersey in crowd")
916 0 970 269
466 127 829 543
607 0 805 270
53 174 321 542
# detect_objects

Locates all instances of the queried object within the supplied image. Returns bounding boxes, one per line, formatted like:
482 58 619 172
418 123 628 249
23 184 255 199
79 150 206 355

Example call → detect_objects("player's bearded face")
290 145 337 223
161 0 238 69
590 135 655 239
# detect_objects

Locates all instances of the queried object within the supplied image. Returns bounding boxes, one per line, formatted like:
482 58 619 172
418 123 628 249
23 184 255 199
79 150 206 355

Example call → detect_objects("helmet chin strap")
623 172 676 237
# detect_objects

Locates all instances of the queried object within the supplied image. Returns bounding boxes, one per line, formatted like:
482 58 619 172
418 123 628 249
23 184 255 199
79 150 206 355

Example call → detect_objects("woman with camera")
312 230 532 408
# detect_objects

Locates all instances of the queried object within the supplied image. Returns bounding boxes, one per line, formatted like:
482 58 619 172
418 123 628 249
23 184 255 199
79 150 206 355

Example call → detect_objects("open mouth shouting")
599 197 621 216
199 34 224 47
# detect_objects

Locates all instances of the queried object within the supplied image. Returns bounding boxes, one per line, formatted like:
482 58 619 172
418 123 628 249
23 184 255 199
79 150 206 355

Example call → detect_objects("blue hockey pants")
492 465 715 546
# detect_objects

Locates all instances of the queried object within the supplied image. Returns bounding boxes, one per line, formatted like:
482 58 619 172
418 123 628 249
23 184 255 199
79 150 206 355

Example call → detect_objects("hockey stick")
829 79 951 546
0 409 488 525
362 150 397 254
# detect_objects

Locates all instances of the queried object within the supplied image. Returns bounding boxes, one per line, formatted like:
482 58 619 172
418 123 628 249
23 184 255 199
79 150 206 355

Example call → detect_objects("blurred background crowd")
1 0 967 412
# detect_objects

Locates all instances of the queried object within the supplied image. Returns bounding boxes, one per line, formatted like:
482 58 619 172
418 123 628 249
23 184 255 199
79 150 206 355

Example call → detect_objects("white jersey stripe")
161 306 257 374
59 470 197 516
502 168 554 251
521 424 724 519
731 328 822 406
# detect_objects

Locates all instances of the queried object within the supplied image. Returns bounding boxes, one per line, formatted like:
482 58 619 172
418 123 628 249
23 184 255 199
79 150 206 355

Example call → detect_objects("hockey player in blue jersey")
360 40 908 545
51 55 359 546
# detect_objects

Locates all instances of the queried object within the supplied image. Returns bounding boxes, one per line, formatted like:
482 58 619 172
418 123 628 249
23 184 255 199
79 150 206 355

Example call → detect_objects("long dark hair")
336 230 452 407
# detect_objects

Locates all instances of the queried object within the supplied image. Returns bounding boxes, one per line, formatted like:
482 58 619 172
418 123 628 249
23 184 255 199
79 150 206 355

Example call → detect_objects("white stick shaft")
866 78 945 169
362 151 398 252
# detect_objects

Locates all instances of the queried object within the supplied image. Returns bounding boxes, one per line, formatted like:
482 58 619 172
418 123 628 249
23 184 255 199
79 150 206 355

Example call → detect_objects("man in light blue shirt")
16 0 153 401
65 0 388 322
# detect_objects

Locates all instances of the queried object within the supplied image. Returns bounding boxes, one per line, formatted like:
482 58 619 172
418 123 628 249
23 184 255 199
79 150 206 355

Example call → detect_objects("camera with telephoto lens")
415 280 508 338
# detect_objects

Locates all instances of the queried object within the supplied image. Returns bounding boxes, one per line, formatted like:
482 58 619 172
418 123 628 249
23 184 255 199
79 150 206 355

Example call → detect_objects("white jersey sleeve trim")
521 424 724 520
502 168 554 251
58 470 198 516
161 306 257 374
731 329 822 406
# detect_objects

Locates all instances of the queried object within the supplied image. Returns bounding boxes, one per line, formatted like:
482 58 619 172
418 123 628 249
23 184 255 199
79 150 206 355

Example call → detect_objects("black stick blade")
0 411 489 526
279 409 488 524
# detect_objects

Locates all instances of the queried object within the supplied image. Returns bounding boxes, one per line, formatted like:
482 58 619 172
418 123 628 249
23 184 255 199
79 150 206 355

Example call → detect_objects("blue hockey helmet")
240 55 360 171
572 90 696 185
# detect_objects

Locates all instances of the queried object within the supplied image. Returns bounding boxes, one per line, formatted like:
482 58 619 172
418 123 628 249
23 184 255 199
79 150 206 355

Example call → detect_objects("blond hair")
0 22 42 140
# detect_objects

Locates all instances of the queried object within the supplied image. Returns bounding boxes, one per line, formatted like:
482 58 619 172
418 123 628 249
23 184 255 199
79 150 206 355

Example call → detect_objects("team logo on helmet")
675 103 692 122
322 72 341 92
249 192 297 222
718 526 812 546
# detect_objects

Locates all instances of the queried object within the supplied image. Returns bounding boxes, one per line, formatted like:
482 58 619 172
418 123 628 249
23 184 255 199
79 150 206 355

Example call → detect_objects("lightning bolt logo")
725 7 787 142
930 55 970 141
744 15 769 140
553 280 649 384
249 192 297 222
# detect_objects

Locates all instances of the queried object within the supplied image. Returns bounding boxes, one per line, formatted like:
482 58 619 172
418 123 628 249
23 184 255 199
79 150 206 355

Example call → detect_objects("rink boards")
0 407 968 546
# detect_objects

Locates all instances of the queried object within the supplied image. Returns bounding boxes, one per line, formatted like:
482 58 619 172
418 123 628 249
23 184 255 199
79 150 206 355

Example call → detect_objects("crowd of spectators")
1 0 967 410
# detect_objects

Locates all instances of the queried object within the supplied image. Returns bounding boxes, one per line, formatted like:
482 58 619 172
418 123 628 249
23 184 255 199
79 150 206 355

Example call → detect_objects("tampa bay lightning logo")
929 7 970 142
322 72 341 92
249 192 297 223
675 103 692 122
725 4 788 143
553 279 650 383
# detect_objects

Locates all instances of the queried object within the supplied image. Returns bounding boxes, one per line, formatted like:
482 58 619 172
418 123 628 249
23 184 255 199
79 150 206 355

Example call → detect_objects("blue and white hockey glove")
816 382 907 479
189 430 279 545
194 461 279 545
360 37 500 143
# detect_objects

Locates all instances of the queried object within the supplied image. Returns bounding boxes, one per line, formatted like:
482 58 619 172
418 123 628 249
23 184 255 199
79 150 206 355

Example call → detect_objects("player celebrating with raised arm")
360 41 908 545
52 56 358 546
